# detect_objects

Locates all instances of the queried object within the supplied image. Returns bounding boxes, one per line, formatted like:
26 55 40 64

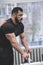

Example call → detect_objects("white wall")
2 0 43 4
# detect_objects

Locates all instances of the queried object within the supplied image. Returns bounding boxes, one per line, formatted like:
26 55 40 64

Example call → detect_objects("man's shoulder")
0 20 7 27
0 19 14 34
0 18 13 28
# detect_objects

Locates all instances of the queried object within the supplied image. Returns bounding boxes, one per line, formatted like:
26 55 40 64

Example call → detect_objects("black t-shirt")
0 18 24 53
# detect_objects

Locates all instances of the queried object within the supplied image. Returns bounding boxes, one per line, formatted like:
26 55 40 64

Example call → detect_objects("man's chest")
13 24 22 36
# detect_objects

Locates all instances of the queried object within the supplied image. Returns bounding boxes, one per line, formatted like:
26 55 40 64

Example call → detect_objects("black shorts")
0 47 14 65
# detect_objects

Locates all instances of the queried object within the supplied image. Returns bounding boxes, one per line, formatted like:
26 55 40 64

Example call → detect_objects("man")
0 7 32 65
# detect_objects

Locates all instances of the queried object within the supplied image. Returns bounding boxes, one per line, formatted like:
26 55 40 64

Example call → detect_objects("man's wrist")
21 50 25 55
25 46 29 50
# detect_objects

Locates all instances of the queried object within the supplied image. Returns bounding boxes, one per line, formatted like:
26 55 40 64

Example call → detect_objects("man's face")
15 10 23 23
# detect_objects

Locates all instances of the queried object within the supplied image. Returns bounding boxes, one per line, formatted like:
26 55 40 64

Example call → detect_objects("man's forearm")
21 37 29 50
12 42 24 55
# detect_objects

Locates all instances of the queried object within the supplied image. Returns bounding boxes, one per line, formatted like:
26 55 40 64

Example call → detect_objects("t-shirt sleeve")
21 23 24 33
0 23 14 34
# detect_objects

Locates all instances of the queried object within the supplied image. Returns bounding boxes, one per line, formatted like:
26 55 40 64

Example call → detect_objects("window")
17 2 43 46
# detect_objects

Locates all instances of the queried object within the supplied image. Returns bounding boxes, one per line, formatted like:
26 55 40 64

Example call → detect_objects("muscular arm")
0 21 29 59
20 32 29 50
5 33 25 55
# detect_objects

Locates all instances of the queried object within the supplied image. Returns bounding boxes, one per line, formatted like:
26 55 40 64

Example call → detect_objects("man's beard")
15 17 23 24
15 17 20 24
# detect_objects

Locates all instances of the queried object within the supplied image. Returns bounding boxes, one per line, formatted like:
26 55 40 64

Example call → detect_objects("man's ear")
13 13 16 17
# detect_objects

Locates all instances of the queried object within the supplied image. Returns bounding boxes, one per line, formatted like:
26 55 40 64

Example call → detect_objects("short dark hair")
12 7 23 15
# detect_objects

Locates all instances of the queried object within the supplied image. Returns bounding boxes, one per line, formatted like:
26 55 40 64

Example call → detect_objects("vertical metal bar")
31 49 34 62
19 53 21 64
16 51 19 65
34 48 37 62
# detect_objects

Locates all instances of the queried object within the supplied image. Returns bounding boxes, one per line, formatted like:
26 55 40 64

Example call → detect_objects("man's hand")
22 52 29 60
26 48 32 53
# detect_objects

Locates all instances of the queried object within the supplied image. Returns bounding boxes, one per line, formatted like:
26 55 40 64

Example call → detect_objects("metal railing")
13 45 43 65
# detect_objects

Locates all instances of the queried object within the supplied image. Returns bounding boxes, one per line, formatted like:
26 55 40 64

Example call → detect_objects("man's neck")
11 17 17 25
